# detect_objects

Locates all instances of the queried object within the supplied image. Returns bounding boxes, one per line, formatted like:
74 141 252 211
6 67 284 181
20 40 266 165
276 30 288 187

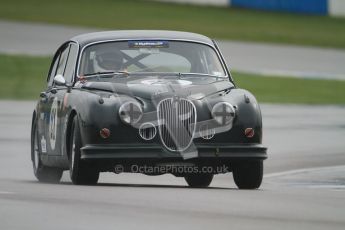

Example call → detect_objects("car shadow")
20 179 234 190
95 182 233 190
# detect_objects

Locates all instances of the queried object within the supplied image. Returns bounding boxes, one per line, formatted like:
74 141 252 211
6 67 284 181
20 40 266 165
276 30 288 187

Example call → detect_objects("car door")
37 47 61 157
57 42 79 158
44 43 70 156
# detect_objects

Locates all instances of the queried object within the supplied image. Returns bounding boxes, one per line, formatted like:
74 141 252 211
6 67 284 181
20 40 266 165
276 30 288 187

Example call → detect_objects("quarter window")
56 44 70 76
64 43 79 83
47 53 60 87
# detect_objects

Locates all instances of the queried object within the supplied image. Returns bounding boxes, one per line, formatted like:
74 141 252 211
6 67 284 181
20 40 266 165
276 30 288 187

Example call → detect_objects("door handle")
50 88 58 94
40 92 48 98
40 92 48 103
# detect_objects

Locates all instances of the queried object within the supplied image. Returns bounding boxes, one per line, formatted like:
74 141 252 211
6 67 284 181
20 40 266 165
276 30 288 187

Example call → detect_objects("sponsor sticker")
40 112 45 120
128 40 169 48
41 136 47 153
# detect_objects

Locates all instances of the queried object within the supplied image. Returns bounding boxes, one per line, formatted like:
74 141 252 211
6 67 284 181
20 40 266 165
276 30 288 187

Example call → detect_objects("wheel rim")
33 131 40 172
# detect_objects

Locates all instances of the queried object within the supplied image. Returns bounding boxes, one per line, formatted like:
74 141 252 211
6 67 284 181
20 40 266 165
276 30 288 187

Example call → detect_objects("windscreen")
79 40 227 77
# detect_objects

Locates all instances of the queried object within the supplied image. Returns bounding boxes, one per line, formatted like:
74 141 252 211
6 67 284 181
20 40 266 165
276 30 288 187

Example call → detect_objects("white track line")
0 191 14 194
264 165 345 178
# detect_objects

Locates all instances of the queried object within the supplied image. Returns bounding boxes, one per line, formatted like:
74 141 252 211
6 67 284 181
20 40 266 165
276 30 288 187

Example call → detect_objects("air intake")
138 123 156 140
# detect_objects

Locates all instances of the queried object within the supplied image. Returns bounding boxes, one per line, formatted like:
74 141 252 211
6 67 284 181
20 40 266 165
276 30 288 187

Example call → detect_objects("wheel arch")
66 109 77 160
31 110 37 162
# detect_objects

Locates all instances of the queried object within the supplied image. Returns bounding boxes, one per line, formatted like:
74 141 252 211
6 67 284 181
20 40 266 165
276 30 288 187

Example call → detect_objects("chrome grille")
157 98 196 152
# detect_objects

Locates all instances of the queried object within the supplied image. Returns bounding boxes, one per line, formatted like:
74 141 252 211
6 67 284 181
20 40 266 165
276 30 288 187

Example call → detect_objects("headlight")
211 102 235 125
118 102 143 125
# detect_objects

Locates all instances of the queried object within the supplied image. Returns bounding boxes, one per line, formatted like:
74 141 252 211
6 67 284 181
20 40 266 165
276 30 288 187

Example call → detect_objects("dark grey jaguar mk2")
31 30 267 189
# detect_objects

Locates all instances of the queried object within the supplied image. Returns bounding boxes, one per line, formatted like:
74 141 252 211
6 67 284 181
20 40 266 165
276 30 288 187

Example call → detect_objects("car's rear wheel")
31 120 63 183
69 116 99 185
232 160 263 189
184 173 213 188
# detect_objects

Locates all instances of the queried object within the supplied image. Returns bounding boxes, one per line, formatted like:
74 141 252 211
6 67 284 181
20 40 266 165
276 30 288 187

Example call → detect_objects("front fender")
70 91 145 145
197 88 263 144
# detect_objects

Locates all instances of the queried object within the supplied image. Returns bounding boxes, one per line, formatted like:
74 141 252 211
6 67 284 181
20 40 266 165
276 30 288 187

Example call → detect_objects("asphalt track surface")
0 101 345 230
1 20 345 80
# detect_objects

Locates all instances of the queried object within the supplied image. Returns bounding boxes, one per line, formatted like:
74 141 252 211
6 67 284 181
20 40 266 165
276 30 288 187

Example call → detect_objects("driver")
93 46 124 72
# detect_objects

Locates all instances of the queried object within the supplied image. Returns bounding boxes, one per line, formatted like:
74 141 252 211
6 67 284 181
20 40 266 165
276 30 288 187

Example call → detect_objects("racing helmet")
93 46 124 72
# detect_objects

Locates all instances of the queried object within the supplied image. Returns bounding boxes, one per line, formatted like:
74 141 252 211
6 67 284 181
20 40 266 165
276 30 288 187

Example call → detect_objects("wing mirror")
53 74 66 86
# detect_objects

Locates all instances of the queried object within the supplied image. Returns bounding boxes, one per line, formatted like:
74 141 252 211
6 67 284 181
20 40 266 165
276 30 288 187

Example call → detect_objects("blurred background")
0 0 344 102
0 1 345 230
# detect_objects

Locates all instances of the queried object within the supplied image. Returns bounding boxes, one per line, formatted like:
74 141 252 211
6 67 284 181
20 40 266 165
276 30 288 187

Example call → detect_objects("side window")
47 52 61 87
56 44 70 76
64 43 79 83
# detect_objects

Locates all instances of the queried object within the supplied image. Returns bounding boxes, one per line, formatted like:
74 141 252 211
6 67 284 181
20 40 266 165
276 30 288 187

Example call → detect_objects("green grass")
233 73 345 104
0 54 345 104
0 55 50 99
1 0 345 49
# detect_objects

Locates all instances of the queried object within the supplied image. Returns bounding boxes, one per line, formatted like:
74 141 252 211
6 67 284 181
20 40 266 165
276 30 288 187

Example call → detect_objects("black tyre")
184 173 213 188
69 116 99 185
31 119 63 183
232 160 263 189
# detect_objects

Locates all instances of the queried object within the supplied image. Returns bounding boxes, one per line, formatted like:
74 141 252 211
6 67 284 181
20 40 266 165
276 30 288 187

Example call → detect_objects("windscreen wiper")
177 72 226 80
83 71 130 79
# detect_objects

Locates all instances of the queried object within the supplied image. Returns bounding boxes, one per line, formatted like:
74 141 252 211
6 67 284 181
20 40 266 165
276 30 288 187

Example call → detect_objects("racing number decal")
49 97 58 150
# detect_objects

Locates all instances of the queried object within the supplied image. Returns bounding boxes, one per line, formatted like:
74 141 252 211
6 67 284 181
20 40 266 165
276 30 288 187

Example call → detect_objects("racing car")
31 30 267 189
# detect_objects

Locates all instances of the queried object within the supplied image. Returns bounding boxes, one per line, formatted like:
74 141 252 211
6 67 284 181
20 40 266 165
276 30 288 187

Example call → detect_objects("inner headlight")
118 102 143 125
211 102 235 125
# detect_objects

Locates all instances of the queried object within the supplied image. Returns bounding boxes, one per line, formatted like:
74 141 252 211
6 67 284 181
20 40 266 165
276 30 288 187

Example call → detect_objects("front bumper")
80 143 267 160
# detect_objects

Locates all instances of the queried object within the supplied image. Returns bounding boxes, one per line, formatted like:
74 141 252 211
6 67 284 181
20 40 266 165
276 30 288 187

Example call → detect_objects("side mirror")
53 74 66 86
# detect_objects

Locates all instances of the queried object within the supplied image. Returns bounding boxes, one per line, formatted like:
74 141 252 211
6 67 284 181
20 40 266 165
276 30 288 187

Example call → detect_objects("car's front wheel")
184 173 213 188
31 120 63 183
232 160 263 189
69 116 99 185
